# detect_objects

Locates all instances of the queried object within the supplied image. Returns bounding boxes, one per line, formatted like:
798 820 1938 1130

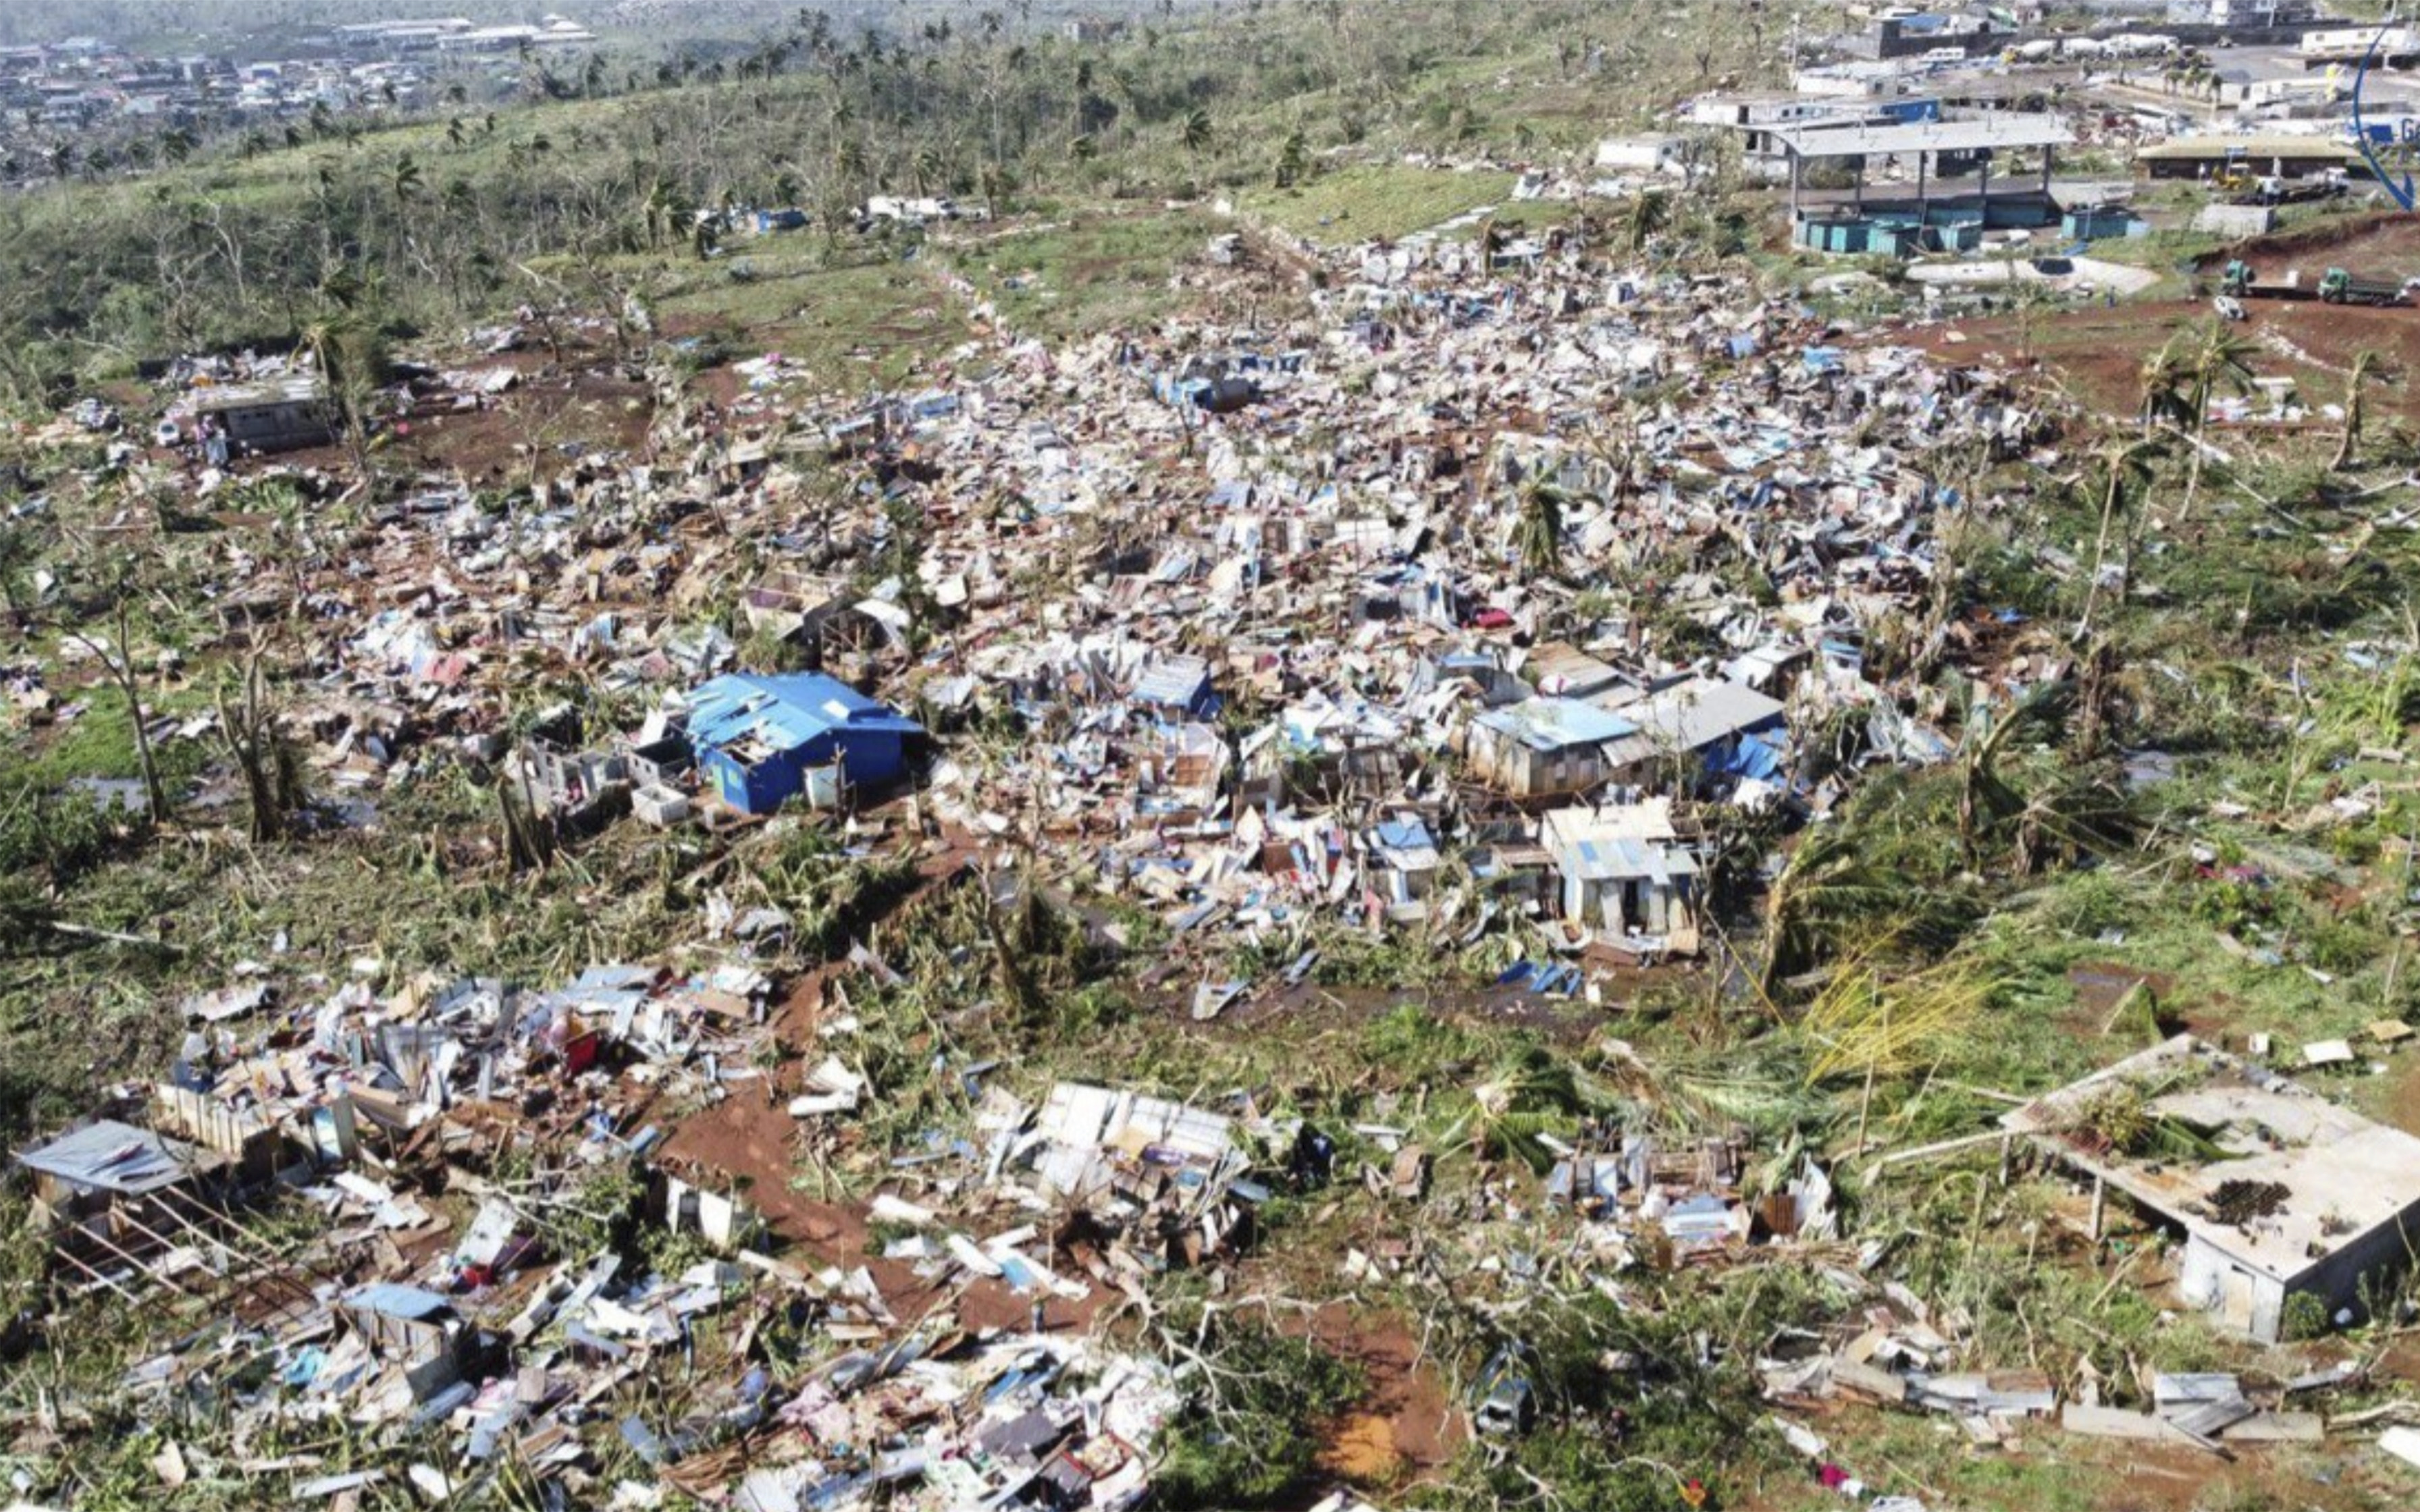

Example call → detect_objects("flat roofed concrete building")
2003 1034 2420 1342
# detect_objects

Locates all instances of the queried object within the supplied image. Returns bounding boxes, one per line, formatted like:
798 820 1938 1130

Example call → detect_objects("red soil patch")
2192 209 2420 282
656 1089 868 1259
1295 1301 1463 1480
1903 298 2420 421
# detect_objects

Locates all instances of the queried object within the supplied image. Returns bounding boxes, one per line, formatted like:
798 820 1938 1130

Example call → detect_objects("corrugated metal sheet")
15 1120 213 1194
684 673 924 755
1132 655 1212 708
1473 697 1637 753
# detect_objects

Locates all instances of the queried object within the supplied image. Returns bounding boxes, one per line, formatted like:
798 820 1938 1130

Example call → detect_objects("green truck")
2217 259 2307 300
2217 262 2408 306
2317 268 2407 306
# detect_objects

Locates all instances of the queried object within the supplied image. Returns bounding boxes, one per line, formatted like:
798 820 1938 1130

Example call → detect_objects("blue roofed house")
683 673 926 815
1465 697 1639 799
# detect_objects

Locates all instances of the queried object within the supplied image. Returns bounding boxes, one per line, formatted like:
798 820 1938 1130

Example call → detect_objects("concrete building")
2134 132 2362 180
1689 93 1939 182
190 375 334 455
2004 1035 2420 1343
2201 0 2319 25
1594 133 1693 176
1766 112 2075 255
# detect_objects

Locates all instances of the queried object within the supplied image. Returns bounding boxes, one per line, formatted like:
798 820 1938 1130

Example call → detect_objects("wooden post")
2090 1172 2106 1243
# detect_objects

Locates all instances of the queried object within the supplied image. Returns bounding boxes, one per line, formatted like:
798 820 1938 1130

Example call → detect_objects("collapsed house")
14 1120 236 1289
184 374 334 454
997 1082 1269 1274
2004 1035 2420 1343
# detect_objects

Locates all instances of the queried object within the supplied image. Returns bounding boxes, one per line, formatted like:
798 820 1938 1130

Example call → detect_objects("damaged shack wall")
702 730 908 815
2186 1203 2420 1343
2290 1205 2420 1334
1469 732 1601 799
2179 1233 2286 1343
221 400 334 453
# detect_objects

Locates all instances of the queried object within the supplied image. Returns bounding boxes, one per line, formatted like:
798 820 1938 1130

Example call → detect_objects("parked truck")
2318 268 2409 306
2217 261 2313 300
2230 171 2347 209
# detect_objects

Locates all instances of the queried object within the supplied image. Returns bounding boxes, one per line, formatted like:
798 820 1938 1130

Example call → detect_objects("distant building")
336 18 475 52
1593 133 1693 176
189 375 334 456
436 16 596 52
2135 133 2361 180
2197 0 2319 26
1689 92 1942 181
1839 10 2005 61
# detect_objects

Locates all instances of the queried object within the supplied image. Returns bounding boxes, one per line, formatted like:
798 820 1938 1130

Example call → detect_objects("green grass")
1240 163 1520 244
945 209 1227 340
654 250 970 389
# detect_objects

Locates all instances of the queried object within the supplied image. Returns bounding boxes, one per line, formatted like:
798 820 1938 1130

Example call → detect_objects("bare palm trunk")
2077 464 2124 642
2180 414 2207 521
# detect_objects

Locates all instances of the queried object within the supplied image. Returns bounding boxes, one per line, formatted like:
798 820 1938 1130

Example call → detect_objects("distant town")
0 14 601 178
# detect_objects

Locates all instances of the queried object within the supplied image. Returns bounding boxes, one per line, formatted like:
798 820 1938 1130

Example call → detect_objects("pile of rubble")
3 202 2134 1511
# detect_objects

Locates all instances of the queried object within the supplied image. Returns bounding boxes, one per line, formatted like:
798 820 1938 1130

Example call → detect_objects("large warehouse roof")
1767 113 2074 159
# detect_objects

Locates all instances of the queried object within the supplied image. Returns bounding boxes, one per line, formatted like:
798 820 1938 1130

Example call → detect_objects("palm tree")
2136 340 2192 434
2176 319 2259 519
2333 348 2383 471
639 176 677 248
1274 130 1307 188
391 153 423 212
1513 476 1570 578
1625 188 1671 256
2076 438 2157 642
1758 828 1906 997
1181 107 1212 155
